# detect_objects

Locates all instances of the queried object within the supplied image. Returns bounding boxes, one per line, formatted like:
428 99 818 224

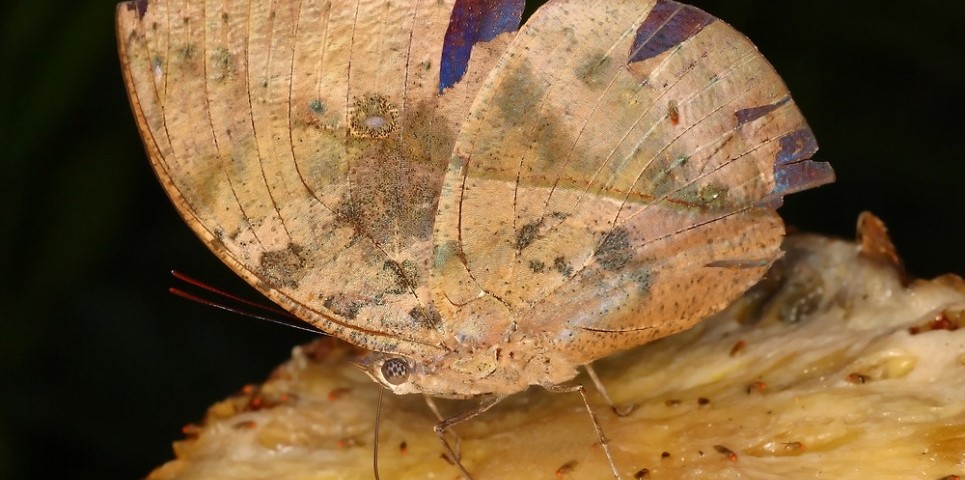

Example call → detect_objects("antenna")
168 270 326 335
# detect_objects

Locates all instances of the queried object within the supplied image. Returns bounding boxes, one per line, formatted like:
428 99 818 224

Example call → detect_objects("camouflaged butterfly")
117 0 833 477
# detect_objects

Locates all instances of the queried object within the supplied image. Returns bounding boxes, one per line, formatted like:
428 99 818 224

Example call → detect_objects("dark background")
1 1 962 479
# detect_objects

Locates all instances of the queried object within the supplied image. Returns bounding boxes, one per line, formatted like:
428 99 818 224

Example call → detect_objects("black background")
2 1 962 479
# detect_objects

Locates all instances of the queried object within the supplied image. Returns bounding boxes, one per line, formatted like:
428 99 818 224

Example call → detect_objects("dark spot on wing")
516 218 544 251
323 294 362 320
434 240 466 270
494 64 544 125
309 99 326 115
490 66 593 180
629 0 715 64
338 101 454 246
177 44 196 61
631 269 654 295
672 181 730 211
383 260 419 294
259 243 305 290
350 94 399 138
576 54 612 88
516 212 567 252
408 305 441 328
440 0 525 93
596 227 632 271
528 259 546 273
334 196 365 242
210 46 235 81
554 257 573 277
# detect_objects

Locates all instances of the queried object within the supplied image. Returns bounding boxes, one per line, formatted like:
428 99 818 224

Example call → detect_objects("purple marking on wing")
125 0 149 20
439 0 524 93
629 0 715 64
761 128 835 207
775 128 819 166
735 96 791 127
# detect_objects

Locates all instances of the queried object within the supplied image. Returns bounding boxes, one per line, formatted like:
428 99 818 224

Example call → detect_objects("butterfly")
117 0 833 477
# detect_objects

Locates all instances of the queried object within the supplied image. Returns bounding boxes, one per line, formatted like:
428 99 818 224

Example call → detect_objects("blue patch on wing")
775 128 818 166
762 128 835 207
439 0 524 93
629 0 715 64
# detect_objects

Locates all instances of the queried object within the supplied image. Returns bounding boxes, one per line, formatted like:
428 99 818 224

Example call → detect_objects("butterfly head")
357 351 493 398
368 355 421 395
356 352 462 397
354 342 579 399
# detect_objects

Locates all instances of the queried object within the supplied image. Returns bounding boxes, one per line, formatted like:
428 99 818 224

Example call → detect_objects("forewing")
433 0 834 362
116 0 523 358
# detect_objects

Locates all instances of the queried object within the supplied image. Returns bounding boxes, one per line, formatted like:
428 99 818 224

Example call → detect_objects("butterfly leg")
543 382 623 480
584 363 636 416
433 394 507 480
423 395 462 462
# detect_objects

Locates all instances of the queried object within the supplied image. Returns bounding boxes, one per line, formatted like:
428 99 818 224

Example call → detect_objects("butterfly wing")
116 0 523 358
433 0 834 363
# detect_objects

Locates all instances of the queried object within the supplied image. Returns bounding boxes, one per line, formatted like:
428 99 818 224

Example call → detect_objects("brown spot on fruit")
713 444 738 461
746 381 767 394
908 309 963 334
555 460 577 477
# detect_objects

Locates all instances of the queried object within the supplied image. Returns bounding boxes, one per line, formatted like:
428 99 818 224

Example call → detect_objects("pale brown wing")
116 0 523 359
433 0 834 362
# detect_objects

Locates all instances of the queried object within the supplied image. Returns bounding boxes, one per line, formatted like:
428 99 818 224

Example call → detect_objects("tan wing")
116 0 523 359
433 0 834 362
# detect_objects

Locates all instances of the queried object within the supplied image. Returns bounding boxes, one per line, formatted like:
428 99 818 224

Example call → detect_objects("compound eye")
380 358 409 385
